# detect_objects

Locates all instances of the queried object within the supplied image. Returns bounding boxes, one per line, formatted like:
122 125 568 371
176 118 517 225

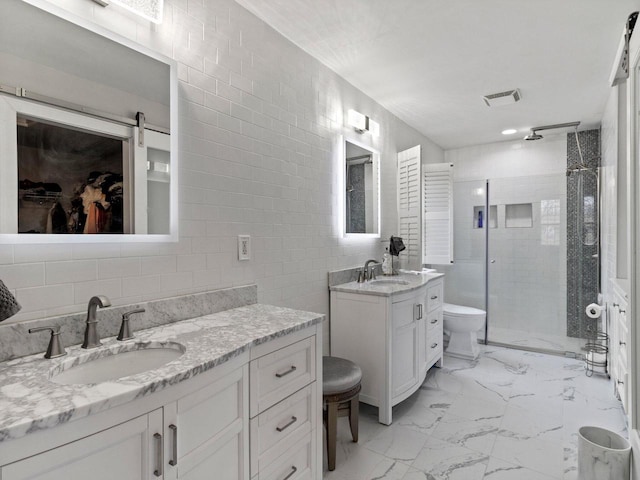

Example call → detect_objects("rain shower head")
524 130 543 141
523 121 581 141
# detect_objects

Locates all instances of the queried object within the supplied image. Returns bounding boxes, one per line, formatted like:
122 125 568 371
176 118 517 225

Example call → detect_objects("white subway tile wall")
1 0 443 355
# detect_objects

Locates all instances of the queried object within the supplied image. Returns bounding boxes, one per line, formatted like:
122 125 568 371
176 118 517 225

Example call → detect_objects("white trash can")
578 426 631 480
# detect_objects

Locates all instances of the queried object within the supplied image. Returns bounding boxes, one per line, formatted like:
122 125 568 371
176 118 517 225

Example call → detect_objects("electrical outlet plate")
238 235 250 261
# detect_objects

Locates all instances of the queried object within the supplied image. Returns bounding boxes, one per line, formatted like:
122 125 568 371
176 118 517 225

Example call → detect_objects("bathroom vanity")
0 294 323 480
330 273 444 424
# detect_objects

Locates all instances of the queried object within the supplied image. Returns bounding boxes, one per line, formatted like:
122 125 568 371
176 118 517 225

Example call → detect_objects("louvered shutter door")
423 163 453 264
397 146 421 269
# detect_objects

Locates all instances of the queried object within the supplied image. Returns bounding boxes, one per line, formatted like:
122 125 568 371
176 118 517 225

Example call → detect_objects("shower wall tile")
566 129 600 338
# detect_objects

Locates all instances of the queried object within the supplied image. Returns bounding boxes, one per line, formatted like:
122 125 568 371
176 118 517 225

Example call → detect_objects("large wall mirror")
0 0 178 243
343 138 380 236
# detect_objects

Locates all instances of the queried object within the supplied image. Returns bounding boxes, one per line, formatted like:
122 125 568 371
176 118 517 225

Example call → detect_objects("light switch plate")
238 235 250 261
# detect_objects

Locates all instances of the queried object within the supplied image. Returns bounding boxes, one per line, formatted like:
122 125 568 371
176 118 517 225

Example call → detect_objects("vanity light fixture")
348 109 379 136
501 129 517 135
91 0 164 24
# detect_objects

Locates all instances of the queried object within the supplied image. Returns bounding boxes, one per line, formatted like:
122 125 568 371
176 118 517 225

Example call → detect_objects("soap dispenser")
382 248 392 275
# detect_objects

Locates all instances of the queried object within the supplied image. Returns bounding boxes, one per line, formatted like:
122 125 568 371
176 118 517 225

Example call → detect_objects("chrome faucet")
363 259 379 281
81 295 111 349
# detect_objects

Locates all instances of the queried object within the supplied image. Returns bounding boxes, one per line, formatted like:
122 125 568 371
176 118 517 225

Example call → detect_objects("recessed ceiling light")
502 129 517 135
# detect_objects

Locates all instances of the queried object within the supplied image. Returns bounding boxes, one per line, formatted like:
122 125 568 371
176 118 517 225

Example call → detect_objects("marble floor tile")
483 457 559 479
322 345 627 480
323 446 411 480
500 404 563 443
431 413 499 455
446 394 506 425
492 430 564 478
411 436 489 480
364 424 429 463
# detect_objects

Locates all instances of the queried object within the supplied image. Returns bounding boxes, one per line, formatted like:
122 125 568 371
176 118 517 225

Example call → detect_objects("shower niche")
473 205 497 229
505 203 533 228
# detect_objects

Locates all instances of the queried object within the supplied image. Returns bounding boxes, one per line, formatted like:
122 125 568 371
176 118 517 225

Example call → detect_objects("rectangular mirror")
0 0 178 243
343 138 380 236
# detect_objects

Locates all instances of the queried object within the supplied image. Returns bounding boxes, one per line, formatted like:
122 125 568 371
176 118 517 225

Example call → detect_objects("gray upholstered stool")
323 356 362 471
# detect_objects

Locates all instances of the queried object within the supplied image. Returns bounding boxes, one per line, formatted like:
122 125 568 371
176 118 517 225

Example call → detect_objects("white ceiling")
234 0 638 149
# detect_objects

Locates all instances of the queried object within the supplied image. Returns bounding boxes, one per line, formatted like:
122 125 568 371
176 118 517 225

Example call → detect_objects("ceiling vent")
483 89 521 107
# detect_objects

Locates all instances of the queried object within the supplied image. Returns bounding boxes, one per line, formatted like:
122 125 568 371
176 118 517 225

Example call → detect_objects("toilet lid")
443 303 486 317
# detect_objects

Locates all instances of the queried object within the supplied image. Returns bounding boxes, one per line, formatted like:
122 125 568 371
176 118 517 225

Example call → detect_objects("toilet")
443 303 486 360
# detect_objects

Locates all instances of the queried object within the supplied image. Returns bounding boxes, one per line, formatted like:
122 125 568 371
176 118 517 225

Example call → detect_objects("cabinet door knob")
430 319 438 324
618 379 625 385
431 343 438 349
620 341 626 346
276 365 297 378
430 295 438 300
168 424 178 466
153 433 163 477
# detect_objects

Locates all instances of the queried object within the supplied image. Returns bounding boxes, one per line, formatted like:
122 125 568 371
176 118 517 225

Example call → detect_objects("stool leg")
326 401 339 471
349 396 359 443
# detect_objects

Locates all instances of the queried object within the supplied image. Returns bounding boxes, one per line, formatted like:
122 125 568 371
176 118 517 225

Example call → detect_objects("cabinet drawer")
255 427 314 480
250 337 316 417
250 383 316 475
426 282 443 312
616 363 629 414
426 326 443 366
426 309 442 331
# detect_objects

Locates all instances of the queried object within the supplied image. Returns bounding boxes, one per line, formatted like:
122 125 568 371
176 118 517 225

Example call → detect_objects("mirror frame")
0 0 178 243
339 135 381 238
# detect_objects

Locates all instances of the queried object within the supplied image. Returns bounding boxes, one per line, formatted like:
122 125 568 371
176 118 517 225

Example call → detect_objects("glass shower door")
439 179 487 341
486 174 579 353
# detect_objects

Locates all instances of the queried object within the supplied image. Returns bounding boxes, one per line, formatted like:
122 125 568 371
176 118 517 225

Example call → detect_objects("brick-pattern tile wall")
0 0 442 354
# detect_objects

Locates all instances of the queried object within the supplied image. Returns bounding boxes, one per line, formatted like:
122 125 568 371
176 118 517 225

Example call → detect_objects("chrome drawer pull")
168 424 178 466
430 319 438 324
282 466 298 480
618 380 625 385
276 365 297 378
276 416 298 432
153 433 163 477
620 341 627 346
431 343 438 349
430 295 438 300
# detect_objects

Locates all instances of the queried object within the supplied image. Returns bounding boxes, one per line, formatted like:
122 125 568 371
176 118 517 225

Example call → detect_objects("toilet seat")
443 303 485 319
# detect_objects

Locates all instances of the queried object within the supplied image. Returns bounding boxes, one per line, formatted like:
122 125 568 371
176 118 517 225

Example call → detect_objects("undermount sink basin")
51 342 185 385
368 279 410 286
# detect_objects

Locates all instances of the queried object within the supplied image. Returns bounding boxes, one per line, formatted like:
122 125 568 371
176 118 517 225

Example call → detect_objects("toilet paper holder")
584 331 609 378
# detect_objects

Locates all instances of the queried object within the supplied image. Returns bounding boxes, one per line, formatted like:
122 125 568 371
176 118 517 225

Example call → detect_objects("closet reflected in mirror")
344 139 380 236
0 0 177 243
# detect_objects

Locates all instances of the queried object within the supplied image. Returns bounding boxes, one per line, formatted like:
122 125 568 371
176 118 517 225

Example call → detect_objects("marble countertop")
329 271 444 297
0 304 323 443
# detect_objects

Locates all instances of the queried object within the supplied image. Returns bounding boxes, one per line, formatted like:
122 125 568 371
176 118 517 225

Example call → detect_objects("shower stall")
439 129 601 355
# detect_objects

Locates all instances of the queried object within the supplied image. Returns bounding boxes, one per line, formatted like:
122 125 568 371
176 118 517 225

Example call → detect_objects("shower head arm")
529 121 581 133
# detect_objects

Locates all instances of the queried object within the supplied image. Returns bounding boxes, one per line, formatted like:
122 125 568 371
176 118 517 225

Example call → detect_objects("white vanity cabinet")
611 281 631 418
1 361 249 480
2 410 164 480
390 290 422 399
249 332 320 480
0 325 322 480
330 276 444 425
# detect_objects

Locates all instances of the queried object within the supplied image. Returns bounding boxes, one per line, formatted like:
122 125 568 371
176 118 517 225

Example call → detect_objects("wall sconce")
348 109 380 136
92 0 164 24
